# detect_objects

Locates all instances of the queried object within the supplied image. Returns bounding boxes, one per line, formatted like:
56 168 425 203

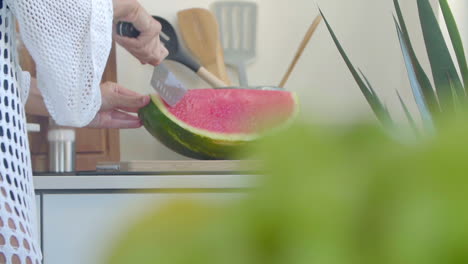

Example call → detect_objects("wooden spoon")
178 8 231 85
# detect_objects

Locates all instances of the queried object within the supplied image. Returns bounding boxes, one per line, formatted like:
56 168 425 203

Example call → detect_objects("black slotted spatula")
117 16 227 88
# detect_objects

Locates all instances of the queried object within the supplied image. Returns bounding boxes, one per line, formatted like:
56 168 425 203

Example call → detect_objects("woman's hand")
113 0 168 66
87 82 150 129
26 79 149 129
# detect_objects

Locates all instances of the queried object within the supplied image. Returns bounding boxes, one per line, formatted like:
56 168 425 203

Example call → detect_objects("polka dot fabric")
0 1 42 263
1 0 112 262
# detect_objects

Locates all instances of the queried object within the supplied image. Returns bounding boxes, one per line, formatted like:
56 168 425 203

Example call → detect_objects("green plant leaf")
417 0 463 110
439 0 468 92
320 9 393 127
360 69 381 103
396 91 419 134
394 18 434 130
393 0 440 116
447 72 463 114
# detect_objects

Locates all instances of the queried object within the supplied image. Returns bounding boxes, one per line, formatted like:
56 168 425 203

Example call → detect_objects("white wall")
442 0 468 75
118 0 442 161
446 0 468 43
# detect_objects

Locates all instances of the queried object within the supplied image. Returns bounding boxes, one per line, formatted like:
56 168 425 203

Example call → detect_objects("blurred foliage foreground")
106 119 468 264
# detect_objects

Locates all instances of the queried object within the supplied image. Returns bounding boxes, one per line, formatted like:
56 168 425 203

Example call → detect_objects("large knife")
116 22 187 107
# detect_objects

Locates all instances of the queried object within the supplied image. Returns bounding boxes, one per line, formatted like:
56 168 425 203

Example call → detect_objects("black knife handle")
116 22 140 38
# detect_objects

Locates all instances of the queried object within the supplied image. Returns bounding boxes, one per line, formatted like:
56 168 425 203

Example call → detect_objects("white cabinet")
41 192 245 264
33 174 254 264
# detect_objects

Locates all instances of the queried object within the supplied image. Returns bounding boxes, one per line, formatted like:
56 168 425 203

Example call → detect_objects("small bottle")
48 128 76 173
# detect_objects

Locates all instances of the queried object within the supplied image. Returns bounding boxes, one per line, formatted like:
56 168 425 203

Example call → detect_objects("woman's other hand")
113 0 168 66
87 82 150 129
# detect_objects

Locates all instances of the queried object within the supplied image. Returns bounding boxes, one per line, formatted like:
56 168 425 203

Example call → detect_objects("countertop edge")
33 174 257 191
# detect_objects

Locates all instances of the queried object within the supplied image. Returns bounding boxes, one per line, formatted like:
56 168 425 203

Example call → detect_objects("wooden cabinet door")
21 43 120 172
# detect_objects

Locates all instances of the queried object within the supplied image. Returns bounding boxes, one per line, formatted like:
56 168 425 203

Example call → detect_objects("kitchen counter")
33 173 256 192
34 160 259 192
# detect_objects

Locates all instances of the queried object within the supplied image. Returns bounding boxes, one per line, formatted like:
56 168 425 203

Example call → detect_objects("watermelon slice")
139 88 298 159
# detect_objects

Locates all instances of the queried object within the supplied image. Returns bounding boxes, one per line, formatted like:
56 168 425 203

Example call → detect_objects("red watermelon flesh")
164 89 297 134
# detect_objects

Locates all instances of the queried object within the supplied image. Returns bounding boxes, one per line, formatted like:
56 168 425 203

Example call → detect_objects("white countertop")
33 174 256 191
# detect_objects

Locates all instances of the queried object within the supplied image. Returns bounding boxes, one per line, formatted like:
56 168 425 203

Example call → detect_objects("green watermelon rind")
139 94 299 160
139 95 249 159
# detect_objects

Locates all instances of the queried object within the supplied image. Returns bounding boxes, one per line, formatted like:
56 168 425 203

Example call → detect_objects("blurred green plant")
321 0 468 134
104 1 468 263
105 119 468 264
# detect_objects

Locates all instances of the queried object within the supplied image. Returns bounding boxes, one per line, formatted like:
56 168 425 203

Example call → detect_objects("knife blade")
151 64 187 106
116 21 188 107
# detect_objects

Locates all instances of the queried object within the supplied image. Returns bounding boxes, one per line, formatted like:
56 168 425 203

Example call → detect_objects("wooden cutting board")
96 160 261 173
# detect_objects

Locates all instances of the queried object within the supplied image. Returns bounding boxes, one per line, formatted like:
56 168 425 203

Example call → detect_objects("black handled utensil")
117 16 227 88
117 20 187 106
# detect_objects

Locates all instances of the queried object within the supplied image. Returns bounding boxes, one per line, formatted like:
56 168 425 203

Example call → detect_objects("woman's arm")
9 0 113 127
26 78 150 129
13 0 162 128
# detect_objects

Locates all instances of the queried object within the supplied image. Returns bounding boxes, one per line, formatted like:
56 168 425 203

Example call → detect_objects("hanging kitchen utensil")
279 14 322 88
213 1 257 87
117 16 227 88
178 8 231 85
116 22 188 106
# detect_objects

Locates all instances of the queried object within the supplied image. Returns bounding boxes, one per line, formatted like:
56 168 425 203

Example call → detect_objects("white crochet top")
0 0 113 263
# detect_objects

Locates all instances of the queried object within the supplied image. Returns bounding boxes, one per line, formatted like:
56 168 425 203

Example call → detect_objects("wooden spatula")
178 8 231 85
279 14 322 88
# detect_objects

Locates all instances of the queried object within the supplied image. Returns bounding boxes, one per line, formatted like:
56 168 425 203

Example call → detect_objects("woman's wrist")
113 0 140 21
112 0 168 66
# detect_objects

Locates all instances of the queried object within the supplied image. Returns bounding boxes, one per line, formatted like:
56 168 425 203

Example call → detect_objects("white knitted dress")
0 0 113 263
